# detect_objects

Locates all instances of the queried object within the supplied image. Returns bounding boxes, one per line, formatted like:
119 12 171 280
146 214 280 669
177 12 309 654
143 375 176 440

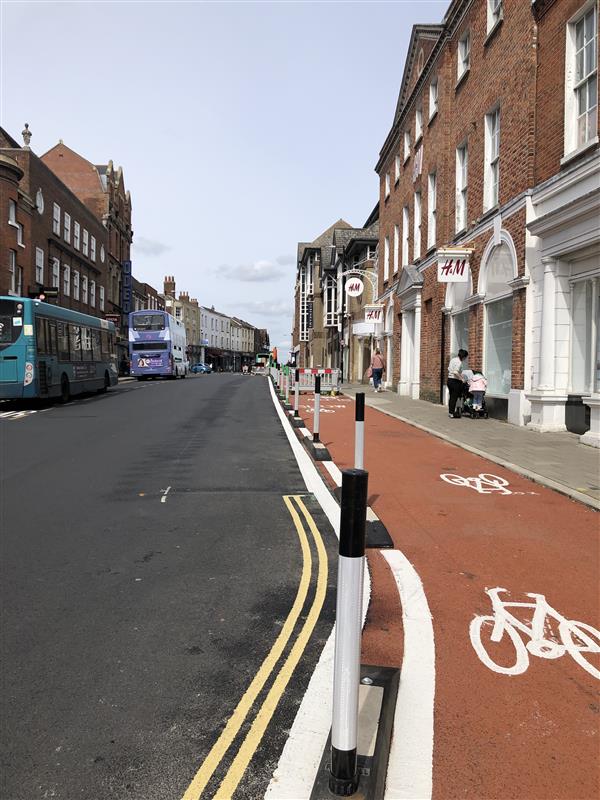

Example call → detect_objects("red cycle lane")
297 395 599 800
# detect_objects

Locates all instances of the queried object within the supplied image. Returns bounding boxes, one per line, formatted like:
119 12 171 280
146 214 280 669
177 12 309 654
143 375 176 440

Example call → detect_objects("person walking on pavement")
447 348 468 417
370 348 386 393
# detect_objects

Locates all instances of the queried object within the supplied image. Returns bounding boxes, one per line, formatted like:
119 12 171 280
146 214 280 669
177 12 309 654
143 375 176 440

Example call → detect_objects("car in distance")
191 362 212 374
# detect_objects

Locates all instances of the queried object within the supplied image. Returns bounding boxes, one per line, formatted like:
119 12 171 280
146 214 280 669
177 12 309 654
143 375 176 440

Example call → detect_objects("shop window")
570 279 597 394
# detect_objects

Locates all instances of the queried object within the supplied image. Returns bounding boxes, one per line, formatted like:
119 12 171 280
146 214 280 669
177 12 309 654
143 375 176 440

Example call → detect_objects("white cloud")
218 260 285 282
237 299 292 317
132 237 171 256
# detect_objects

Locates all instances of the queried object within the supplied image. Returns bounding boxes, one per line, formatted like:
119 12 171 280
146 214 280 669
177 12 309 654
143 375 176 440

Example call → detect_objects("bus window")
82 327 93 361
36 317 47 355
0 299 24 348
57 322 70 361
92 329 102 361
70 325 83 361
132 313 165 331
48 320 58 355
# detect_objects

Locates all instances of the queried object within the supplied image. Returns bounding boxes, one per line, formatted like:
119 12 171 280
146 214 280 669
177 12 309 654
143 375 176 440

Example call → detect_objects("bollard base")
306 440 331 461
287 410 306 428
282 402 293 411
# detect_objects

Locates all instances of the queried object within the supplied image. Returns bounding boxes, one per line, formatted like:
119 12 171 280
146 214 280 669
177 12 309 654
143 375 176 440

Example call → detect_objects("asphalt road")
0 375 337 800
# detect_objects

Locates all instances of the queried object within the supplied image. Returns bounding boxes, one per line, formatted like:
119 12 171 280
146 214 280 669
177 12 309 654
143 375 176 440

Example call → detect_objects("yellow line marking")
214 496 328 800
180 495 312 800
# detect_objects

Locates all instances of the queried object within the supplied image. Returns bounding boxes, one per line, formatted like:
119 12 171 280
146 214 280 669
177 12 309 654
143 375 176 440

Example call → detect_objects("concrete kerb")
343 394 600 513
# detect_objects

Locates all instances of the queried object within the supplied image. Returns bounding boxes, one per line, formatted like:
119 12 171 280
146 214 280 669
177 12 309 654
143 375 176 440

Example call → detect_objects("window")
82 229 89 256
570 279 598 393
9 249 17 294
402 206 410 265
82 275 88 304
482 240 515 396
90 280 96 308
35 247 44 284
429 78 438 119
74 221 80 250
385 172 391 198
414 193 422 259
63 264 70 296
394 224 400 273
404 130 411 161
415 106 423 142
324 275 337 326
395 155 401 182
9 199 17 224
384 235 390 281
53 203 61 235
99 285 105 311
484 108 500 210
73 270 80 300
52 258 60 288
91 236 96 261
427 172 437 249
64 212 71 243
456 144 468 231
565 5 598 153
487 0 503 33
458 31 470 81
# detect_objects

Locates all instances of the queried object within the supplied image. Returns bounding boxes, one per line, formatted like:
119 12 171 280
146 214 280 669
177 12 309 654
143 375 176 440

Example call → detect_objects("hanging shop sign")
345 277 364 297
364 304 384 324
437 248 473 282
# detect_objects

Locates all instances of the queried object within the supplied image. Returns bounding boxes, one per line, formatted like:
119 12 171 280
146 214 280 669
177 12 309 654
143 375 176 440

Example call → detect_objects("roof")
393 24 444 126
298 218 353 267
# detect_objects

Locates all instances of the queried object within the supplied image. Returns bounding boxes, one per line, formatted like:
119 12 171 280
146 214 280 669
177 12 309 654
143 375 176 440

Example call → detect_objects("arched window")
479 233 517 396
385 301 394 333
445 269 473 355
417 48 425 75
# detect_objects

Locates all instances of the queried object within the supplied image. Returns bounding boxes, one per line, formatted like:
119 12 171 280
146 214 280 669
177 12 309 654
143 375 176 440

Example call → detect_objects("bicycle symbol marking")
440 473 538 496
470 587 600 679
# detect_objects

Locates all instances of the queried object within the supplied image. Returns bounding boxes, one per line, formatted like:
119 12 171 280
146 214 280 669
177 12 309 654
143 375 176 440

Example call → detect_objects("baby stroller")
456 383 489 419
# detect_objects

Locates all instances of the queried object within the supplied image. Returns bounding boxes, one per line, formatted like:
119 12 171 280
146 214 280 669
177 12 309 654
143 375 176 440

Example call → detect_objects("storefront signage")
437 248 472 283
346 277 364 297
364 305 384 324
105 313 120 329
121 260 132 313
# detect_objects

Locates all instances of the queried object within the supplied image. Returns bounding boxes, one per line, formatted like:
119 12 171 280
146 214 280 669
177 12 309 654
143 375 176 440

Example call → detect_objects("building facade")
162 276 202 364
201 305 232 370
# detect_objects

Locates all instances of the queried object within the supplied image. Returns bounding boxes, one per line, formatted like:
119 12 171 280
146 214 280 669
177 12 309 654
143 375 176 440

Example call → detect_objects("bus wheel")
60 375 70 403
99 371 110 393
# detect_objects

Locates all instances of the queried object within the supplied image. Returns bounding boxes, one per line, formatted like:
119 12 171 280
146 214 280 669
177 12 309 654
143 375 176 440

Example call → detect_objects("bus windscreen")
0 299 25 347
131 313 166 331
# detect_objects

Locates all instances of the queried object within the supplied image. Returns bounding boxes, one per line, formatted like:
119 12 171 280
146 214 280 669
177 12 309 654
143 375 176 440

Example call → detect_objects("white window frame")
63 264 70 296
9 249 17 294
487 0 503 34
429 77 438 120
385 172 391 198
415 105 423 142
35 247 44 284
90 280 96 308
91 236 96 262
427 172 437 249
402 206 410 266
64 212 71 243
82 275 88 304
52 257 60 288
82 229 89 257
395 154 401 183
484 107 500 210
384 235 390 281
457 31 471 81
393 224 400 274
323 275 337 326
403 130 411 162
99 285 104 311
74 221 81 250
456 143 468 232
414 192 422 260
564 3 598 156
53 203 61 235
73 270 80 301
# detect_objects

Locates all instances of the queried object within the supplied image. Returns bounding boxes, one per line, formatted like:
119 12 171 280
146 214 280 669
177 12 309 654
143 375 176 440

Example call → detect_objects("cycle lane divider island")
288 389 599 800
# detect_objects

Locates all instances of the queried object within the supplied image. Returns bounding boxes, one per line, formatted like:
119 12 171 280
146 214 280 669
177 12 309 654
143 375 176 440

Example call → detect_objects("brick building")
375 0 598 439
162 276 202 364
1 127 109 318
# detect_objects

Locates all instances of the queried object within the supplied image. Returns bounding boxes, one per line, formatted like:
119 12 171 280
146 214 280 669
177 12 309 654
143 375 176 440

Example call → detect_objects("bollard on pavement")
330 468 368 797
313 374 321 443
285 369 290 404
294 368 300 417
354 393 365 470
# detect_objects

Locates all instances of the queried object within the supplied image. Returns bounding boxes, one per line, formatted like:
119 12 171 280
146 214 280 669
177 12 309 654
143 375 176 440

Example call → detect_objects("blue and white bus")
0 296 118 402
128 310 189 379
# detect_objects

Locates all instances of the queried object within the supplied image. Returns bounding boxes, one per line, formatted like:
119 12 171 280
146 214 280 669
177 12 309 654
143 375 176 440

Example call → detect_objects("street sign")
364 305 384 324
437 248 472 282
346 277 364 297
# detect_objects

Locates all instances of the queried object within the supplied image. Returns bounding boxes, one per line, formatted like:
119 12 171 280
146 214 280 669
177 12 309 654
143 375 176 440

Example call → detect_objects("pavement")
281 382 599 800
341 382 600 510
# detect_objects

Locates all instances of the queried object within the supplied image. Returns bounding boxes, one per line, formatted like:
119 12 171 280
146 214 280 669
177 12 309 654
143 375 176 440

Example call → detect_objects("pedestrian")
468 369 487 411
447 348 469 418
370 348 386 393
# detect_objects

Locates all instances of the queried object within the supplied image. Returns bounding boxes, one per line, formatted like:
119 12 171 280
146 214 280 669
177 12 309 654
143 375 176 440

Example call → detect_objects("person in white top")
447 348 468 418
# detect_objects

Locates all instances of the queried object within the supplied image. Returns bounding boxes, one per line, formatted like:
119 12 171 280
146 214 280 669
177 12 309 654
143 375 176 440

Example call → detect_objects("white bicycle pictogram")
440 472 513 494
470 587 600 679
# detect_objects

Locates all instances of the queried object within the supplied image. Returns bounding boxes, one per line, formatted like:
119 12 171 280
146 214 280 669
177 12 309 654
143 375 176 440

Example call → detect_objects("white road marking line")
299 426 311 439
161 486 172 503
323 461 342 486
382 549 435 800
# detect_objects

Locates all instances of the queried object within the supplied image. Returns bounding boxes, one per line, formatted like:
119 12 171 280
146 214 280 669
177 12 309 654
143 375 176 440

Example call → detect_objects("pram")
456 382 489 419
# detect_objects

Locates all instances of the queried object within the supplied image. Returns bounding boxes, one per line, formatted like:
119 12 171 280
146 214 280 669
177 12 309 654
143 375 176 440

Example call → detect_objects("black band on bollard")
329 748 358 796
314 374 321 394
355 392 365 422
339 469 368 558
295 368 300 383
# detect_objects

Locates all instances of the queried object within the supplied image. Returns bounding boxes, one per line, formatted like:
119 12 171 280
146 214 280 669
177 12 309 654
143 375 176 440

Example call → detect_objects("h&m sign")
437 248 473 283
364 305 384 324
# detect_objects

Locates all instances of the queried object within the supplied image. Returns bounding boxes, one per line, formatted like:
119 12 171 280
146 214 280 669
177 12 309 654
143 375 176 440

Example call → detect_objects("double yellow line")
181 495 328 800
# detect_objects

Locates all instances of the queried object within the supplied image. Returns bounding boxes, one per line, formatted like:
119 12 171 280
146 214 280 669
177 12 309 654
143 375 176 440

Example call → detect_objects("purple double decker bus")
128 310 188 379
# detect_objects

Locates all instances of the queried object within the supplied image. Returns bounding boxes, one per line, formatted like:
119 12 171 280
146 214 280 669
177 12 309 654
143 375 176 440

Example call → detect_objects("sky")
1 0 448 353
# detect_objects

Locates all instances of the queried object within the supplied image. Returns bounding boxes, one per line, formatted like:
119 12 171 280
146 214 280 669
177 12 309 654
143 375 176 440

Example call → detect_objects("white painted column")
581 278 600 447
411 301 422 399
398 313 410 396
538 257 557 390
